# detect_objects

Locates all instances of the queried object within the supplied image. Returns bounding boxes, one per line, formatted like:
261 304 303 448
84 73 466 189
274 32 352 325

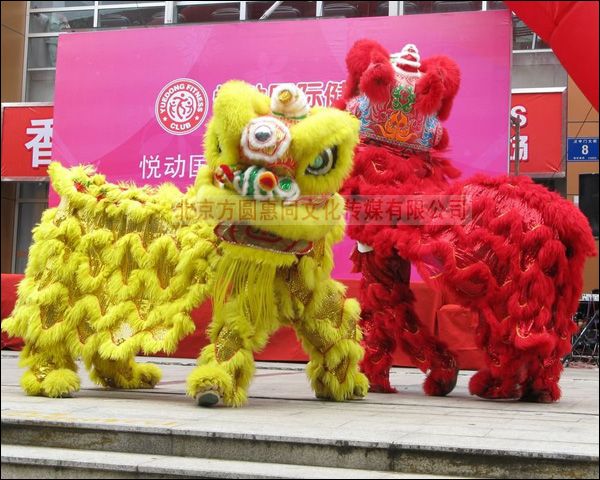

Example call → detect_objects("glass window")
512 15 550 50
14 182 49 274
177 3 241 24
19 182 50 200
512 16 534 49
29 10 94 34
512 16 548 50
15 202 47 273
30 1 94 8
322 1 389 17
1 182 17 273
487 1 508 9
99 1 152 4
27 37 61 68
98 6 167 27
246 1 316 20
26 70 56 102
403 1 482 14
535 36 550 49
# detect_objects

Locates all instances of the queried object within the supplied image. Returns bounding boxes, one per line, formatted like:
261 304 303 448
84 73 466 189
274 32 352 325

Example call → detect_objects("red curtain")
504 1 599 111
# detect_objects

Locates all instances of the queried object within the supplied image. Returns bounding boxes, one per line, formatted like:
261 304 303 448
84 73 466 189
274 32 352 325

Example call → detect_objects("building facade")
1 1 598 290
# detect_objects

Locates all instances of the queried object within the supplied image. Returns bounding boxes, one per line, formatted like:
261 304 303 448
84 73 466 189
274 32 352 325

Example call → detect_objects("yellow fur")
2 80 368 406
2 162 217 397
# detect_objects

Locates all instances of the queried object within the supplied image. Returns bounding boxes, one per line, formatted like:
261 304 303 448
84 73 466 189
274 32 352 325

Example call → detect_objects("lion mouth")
214 164 333 208
215 222 313 255
214 164 301 202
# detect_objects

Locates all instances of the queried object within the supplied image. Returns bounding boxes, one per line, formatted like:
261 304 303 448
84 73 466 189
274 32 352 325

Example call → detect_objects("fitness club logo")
155 78 209 135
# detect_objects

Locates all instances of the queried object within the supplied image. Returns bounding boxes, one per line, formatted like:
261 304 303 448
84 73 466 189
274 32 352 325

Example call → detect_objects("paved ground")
1 351 598 460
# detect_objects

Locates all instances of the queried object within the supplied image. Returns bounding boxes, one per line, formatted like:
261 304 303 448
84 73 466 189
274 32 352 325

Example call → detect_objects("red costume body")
338 39 596 402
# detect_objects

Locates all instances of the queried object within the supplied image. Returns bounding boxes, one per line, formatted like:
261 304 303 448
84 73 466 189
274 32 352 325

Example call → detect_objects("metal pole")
164 1 175 24
511 115 521 176
316 1 323 17
260 1 283 20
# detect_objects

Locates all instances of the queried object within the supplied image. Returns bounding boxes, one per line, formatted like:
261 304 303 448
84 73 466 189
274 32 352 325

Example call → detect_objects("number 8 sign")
568 137 599 161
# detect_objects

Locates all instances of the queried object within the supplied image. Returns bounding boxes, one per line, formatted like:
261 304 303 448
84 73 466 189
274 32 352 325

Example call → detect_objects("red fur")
340 39 597 403
359 50 396 103
414 71 444 115
437 97 455 122
333 97 347 111
421 55 461 121
344 39 391 99
339 40 461 122
347 167 597 403
421 56 461 98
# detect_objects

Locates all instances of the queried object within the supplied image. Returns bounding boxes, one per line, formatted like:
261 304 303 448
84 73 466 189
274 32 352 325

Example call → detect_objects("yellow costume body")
2 81 368 407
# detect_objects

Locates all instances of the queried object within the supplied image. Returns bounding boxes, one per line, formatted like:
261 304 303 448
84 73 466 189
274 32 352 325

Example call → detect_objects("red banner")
1 95 563 179
510 89 565 176
1 104 53 179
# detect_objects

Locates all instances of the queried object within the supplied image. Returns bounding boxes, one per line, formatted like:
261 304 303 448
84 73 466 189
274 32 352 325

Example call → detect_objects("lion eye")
306 146 337 176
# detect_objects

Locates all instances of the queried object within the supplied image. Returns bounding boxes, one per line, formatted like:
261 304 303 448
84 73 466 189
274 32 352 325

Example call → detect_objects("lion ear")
213 80 270 132
206 81 270 169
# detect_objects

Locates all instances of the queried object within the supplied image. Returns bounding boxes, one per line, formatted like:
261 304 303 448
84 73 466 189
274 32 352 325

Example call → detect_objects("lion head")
192 80 359 246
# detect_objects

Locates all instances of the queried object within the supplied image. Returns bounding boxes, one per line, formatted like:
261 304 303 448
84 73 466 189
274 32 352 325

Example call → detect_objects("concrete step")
1 444 455 479
2 416 596 479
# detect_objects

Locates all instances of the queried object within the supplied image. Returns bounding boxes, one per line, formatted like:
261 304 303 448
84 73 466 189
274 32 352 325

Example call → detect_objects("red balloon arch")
504 1 599 111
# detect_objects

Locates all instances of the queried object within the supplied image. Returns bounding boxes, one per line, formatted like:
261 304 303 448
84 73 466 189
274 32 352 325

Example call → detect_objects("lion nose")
258 171 277 192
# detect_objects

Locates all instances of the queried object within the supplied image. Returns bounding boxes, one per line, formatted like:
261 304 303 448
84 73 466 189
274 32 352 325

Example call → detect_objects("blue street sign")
567 137 599 161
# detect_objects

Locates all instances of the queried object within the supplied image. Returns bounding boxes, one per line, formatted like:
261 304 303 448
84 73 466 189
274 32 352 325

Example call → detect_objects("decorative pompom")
270 84 309 119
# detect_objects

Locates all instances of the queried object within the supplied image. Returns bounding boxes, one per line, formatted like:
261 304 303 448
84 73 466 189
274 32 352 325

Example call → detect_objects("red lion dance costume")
337 39 597 402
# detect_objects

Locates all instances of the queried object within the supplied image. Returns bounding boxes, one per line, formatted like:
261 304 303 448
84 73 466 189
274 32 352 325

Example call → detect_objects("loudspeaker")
579 173 599 237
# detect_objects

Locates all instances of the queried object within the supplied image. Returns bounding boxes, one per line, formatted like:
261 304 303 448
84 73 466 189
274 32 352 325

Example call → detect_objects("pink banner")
53 11 512 279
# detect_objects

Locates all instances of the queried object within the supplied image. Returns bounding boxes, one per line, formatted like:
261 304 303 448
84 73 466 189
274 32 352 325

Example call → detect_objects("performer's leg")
18 344 80 398
394 303 459 396
293 285 369 401
186 297 267 407
469 359 525 400
353 247 402 393
360 308 398 393
355 248 458 395
518 306 577 403
88 354 162 389
519 318 573 403
520 356 563 403
470 307 566 403
468 314 525 400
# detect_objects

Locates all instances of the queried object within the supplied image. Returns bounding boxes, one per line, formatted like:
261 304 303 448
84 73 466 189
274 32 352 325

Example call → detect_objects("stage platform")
1 352 598 479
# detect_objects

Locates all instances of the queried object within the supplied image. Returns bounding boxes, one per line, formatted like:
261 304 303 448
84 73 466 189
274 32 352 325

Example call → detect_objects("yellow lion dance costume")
2 81 368 407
